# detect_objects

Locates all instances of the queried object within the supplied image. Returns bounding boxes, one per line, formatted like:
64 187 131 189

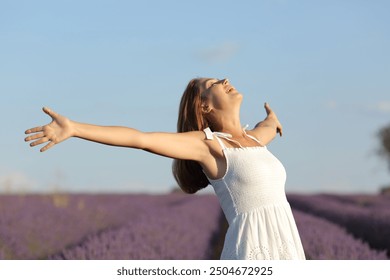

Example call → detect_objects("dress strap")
204 125 263 149
203 127 230 149
205 127 258 149
242 124 263 145
217 134 244 148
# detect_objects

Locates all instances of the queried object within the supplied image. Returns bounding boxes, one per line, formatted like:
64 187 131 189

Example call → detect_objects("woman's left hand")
264 103 283 137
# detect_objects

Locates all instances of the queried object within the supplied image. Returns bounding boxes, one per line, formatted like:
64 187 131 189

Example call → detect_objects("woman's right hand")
25 107 74 152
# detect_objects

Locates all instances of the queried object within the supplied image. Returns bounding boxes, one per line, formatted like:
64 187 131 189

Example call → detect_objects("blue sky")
1 0 389 194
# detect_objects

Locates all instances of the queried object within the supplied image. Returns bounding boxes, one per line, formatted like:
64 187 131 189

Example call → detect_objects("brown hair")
172 78 210 194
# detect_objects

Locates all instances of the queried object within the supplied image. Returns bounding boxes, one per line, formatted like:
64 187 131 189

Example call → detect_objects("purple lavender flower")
288 193 390 257
49 194 221 260
292 209 387 259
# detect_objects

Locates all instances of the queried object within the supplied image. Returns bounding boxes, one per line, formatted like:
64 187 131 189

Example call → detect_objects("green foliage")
378 124 390 171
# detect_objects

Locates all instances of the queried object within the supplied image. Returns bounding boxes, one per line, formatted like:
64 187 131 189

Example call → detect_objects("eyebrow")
205 78 218 88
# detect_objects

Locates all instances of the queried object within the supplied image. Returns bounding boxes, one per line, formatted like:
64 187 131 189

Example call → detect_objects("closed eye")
209 79 220 88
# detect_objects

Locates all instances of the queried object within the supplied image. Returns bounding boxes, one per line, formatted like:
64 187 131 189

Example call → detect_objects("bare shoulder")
188 130 225 156
188 130 227 168
175 129 225 159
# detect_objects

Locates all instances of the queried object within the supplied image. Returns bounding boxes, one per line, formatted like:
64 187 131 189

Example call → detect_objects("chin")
236 93 243 106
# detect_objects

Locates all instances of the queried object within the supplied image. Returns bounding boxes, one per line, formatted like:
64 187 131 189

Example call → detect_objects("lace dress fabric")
204 127 306 260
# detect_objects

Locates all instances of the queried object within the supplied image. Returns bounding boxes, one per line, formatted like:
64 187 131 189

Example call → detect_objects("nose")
222 78 229 85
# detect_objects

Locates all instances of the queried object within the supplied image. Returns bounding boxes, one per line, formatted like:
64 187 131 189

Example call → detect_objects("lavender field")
0 192 388 260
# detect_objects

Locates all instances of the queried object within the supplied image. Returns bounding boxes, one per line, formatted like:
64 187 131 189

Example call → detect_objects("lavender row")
3 192 386 260
0 193 201 259
318 193 390 211
49 195 221 260
288 194 390 256
292 209 387 259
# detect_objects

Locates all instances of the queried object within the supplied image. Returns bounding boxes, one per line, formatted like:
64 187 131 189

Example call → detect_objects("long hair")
172 78 210 194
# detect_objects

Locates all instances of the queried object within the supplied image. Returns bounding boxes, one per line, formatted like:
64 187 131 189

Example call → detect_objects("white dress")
203 127 306 260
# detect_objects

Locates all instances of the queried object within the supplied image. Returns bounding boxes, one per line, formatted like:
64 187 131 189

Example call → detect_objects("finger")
42 107 58 119
278 126 283 137
30 137 49 147
25 132 45 142
40 141 55 152
264 102 271 114
25 126 43 134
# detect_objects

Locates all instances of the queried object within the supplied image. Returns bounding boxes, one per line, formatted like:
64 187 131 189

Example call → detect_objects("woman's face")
198 78 242 111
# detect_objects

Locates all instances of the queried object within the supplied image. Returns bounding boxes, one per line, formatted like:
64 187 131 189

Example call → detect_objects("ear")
201 103 212 114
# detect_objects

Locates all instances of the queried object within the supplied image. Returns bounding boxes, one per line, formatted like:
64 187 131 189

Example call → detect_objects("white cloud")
195 42 240 64
0 172 36 193
324 100 390 115
374 101 390 114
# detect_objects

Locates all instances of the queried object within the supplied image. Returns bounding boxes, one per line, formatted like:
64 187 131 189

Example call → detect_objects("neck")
209 111 245 138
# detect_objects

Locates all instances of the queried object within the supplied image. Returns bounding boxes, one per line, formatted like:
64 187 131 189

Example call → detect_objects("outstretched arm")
250 103 283 146
25 107 209 161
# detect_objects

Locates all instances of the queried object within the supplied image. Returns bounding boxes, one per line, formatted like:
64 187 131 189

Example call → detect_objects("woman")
25 78 306 260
